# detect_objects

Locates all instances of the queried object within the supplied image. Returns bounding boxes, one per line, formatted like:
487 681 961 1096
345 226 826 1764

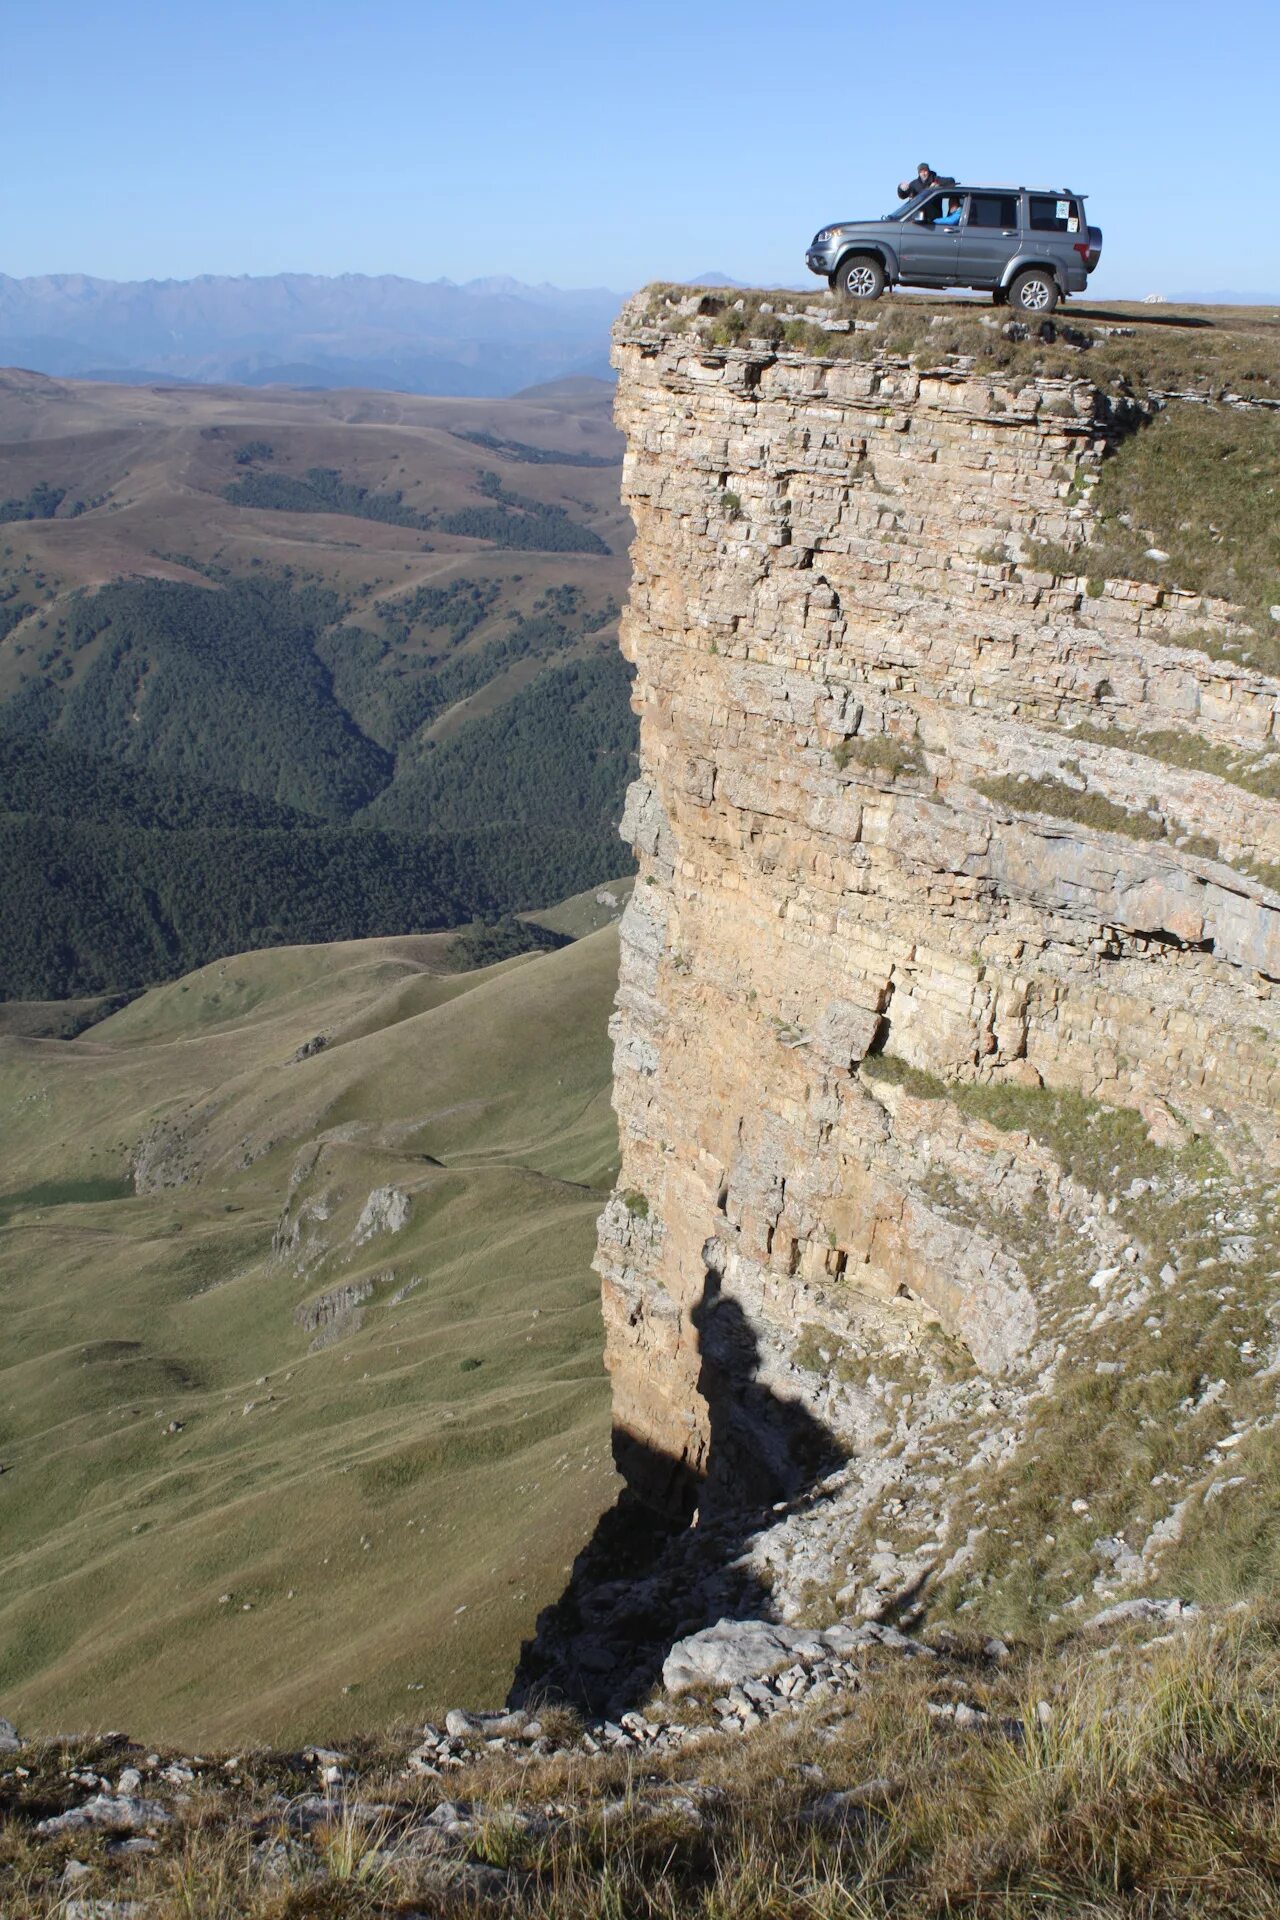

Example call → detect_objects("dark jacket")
897 169 955 200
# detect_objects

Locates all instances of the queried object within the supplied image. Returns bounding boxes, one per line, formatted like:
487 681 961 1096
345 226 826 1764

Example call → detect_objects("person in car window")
897 162 954 200
935 195 963 227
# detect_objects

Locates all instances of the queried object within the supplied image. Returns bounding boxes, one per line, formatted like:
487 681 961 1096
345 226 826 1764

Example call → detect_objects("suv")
806 187 1102 310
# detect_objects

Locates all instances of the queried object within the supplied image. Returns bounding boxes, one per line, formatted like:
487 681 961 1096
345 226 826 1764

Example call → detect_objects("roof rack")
947 184 1085 197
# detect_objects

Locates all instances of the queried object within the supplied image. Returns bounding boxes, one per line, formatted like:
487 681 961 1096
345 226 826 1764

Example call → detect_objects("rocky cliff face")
595 295 1280 1624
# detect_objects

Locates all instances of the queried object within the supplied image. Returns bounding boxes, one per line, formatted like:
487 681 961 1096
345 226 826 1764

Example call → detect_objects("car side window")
1029 195 1081 233
913 193 948 225
968 194 1019 230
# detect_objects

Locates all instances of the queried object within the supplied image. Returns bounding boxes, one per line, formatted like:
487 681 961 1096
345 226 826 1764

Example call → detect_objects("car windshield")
883 194 927 221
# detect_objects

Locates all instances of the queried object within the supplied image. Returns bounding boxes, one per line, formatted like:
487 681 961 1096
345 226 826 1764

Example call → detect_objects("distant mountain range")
0 271 626 397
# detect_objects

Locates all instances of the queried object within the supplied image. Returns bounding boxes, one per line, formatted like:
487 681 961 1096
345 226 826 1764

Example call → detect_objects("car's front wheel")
1007 269 1059 313
833 254 885 302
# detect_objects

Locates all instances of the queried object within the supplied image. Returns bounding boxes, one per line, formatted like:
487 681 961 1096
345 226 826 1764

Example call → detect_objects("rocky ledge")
2 1598 1243 1919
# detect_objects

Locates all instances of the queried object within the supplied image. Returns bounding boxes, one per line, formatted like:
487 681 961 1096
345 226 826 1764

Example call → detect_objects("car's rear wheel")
833 254 885 302
1007 269 1059 313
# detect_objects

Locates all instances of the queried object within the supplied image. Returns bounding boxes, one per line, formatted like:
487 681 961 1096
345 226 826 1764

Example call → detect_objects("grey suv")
806 187 1102 310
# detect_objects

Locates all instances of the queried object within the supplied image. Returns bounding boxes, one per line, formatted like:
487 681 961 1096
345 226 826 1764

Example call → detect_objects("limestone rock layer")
597 302 1280 1518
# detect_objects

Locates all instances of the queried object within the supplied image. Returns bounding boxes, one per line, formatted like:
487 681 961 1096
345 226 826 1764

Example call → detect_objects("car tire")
833 254 885 302
1007 269 1059 314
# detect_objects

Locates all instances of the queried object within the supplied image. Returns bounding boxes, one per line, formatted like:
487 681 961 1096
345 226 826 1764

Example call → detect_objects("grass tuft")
834 736 926 779
1061 720 1280 804
976 773 1169 842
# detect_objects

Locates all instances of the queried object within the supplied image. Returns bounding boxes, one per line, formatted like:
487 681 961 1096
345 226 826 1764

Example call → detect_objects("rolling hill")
0 900 629 1745
0 369 637 999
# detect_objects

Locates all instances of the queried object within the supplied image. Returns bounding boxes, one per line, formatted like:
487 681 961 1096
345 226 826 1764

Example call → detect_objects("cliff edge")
596 289 1280 1632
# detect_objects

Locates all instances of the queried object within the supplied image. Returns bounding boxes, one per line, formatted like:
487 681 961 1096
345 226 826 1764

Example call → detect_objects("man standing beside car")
897 161 954 200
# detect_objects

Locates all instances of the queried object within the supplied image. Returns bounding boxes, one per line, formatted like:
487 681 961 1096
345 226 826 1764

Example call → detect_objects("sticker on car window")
1066 216 1079 232
1056 200 1070 219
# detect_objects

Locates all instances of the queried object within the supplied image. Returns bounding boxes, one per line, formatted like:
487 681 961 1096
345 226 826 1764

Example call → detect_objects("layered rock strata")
597 298 1280 1526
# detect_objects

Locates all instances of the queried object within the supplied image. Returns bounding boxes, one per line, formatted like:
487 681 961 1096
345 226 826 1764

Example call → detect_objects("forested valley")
0 375 635 999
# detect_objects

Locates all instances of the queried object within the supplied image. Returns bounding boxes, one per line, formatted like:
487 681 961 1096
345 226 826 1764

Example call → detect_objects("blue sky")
4 0 1276 297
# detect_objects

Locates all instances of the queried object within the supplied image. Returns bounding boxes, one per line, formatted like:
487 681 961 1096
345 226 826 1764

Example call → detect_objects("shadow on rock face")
508 1266 845 1717
692 1274 838 1517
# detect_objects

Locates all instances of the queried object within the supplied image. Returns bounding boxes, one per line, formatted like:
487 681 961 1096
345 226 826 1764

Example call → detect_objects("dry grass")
1059 720 1280 804
972 772 1280 895
5 1613 1280 1916
833 736 926 780
975 774 1170 843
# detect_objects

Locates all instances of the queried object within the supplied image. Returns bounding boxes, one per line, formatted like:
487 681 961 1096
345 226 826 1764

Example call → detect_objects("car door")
895 192 961 286
955 192 1021 289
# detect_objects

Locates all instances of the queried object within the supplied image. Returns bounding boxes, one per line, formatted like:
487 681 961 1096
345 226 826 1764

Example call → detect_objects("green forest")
224 465 431 529
0 481 83 524
364 655 635 834
223 455 609 553
321 588 620 753
436 470 610 554
444 914 570 970
0 734 308 831
450 429 619 468
1 814 621 999
45 575 394 818
1 565 636 999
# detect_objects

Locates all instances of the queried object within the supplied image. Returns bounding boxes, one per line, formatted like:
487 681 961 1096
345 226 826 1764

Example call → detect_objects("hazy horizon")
5 266 1279 304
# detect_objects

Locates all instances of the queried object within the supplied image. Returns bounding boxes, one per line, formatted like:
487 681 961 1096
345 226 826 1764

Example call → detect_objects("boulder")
661 1617 826 1694
821 1621 933 1659
1087 1597 1200 1630
444 1707 532 1740
38 1795 172 1836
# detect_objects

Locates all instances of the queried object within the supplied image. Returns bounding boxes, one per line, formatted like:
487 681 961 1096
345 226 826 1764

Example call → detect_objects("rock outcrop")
354 1184 412 1244
597 296 1280 1546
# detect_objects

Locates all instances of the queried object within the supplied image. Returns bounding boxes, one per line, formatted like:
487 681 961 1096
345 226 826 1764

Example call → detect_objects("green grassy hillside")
0 915 625 1746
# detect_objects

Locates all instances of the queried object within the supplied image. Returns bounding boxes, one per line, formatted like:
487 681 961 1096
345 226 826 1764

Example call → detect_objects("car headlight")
814 228 840 245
